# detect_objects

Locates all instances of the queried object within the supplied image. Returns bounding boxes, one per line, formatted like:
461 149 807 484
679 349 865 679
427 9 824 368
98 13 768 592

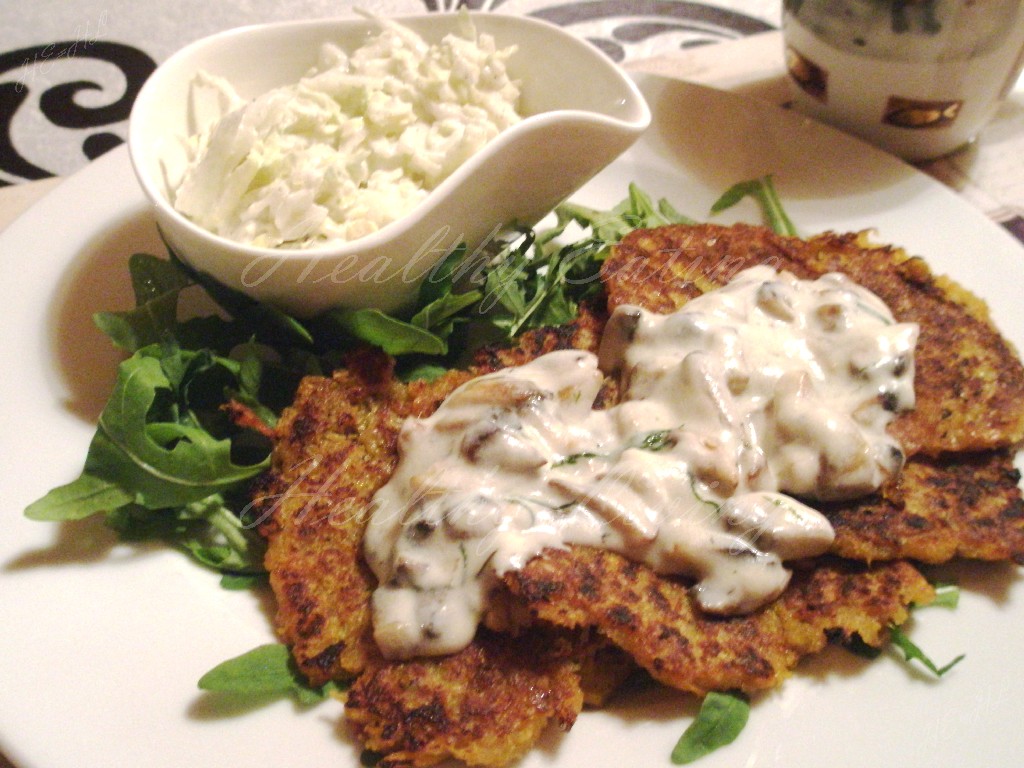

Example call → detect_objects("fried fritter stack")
254 224 1024 767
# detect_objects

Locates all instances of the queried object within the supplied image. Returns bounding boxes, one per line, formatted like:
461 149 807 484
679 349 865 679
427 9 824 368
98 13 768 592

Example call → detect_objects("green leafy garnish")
24 256 295 576
92 253 191 351
671 691 750 764
92 347 266 506
478 227 597 338
888 625 965 678
553 451 604 467
26 341 271 573
24 473 133 523
558 182 696 243
638 428 674 452
323 307 450 356
197 643 336 705
219 573 267 590
106 495 263 573
711 175 797 236
929 582 961 609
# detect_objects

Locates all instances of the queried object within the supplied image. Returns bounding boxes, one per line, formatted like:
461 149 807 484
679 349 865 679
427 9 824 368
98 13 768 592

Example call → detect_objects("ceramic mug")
783 0 1024 162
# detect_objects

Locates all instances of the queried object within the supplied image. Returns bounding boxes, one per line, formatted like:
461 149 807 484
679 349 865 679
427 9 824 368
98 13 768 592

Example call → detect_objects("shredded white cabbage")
172 14 522 249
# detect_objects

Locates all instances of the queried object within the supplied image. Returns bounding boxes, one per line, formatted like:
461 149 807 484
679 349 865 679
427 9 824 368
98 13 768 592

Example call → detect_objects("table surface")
2 3 1023 768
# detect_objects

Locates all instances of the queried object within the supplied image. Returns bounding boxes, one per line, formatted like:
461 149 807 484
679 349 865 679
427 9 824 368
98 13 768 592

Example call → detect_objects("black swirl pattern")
424 0 774 60
530 0 773 60
0 41 155 186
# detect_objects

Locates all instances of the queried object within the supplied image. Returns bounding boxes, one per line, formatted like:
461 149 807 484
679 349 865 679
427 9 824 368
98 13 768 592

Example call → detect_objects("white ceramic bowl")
128 12 651 317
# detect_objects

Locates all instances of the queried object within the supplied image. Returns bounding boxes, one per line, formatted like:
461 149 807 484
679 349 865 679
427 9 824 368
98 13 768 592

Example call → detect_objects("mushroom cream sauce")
364 265 919 659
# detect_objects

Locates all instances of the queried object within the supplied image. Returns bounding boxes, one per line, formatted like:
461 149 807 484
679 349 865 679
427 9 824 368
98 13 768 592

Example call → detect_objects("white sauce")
364 266 919 659
172 14 521 248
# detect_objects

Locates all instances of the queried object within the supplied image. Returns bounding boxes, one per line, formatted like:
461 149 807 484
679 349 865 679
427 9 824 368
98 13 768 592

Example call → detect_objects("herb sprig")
197 643 339 705
671 691 750 764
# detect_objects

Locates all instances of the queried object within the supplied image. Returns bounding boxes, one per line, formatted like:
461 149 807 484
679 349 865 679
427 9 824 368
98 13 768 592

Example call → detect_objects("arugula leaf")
26 250 326 579
170 252 315 349
398 361 450 383
479 229 606 339
198 643 334 705
657 197 691 225
322 307 449 356
671 691 749 764
409 289 484 338
106 496 265 574
220 573 268 590
93 253 193 352
416 243 467 306
711 175 797 236
128 251 193 303
85 347 268 508
26 336 271 575
25 473 133 522
888 625 965 677
481 231 534 329
558 182 696 244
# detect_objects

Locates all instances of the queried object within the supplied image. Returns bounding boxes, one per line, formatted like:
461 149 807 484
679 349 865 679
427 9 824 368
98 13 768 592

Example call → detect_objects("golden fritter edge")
345 629 587 768
827 450 1024 565
503 551 933 697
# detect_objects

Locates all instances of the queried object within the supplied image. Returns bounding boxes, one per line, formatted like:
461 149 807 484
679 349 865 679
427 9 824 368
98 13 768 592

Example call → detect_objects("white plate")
1 74 1021 768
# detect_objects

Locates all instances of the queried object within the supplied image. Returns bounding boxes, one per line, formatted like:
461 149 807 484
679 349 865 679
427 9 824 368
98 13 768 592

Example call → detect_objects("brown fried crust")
504 549 933 696
470 301 605 369
346 630 585 768
827 450 1024 565
602 223 1024 455
575 638 638 707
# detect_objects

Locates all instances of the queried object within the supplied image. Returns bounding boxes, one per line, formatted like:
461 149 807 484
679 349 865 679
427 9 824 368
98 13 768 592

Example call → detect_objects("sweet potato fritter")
602 223 1024 456
346 630 585 768
254 312 607 688
254 353 477 684
254 317 609 766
